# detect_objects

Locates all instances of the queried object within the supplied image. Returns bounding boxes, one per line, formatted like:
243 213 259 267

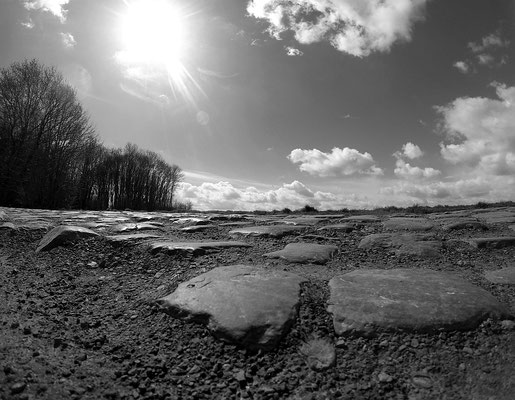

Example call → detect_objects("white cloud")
22 0 70 22
477 53 494 66
247 0 429 57
283 180 314 197
285 46 304 56
394 159 441 180
436 83 515 176
468 32 510 53
288 147 383 177
453 60 470 74
20 19 35 29
60 32 76 48
401 142 423 159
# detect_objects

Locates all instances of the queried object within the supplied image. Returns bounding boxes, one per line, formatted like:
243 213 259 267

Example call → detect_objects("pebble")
11 382 27 394
378 372 393 383
500 320 515 330
412 376 432 388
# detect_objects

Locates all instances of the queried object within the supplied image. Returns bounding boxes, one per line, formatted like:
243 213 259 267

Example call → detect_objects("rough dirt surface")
1 206 515 400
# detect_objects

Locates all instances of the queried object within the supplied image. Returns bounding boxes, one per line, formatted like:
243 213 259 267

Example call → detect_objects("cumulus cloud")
288 147 383 177
436 83 515 176
453 60 470 74
283 180 314 197
22 0 70 22
454 31 510 72
21 19 35 29
394 159 441 180
247 0 429 57
285 46 304 56
60 32 76 48
401 142 423 159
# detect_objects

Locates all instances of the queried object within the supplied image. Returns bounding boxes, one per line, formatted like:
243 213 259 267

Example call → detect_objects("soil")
1 210 515 400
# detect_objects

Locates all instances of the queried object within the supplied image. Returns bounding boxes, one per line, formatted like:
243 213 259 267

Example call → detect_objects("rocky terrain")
1 206 514 400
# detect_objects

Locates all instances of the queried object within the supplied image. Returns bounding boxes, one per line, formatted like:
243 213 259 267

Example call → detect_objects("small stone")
87 261 98 268
459 363 466 370
462 346 474 354
411 338 419 348
500 320 515 330
412 376 432 388
378 372 393 383
234 370 246 383
10 382 27 394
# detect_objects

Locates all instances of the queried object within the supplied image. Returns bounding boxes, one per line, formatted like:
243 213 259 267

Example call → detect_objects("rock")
10 382 27 394
180 225 217 232
105 233 162 245
263 243 338 264
441 219 487 231
473 210 515 224
299 338 336 371
149 241 252 256
317 223 354 233
229 225 308 238
157 265 306 350
500 320 515 330
113 223 163 233
484 267 515 284
0 210 7 221
382 217 434 231
36 226 100 252
341 215 380 223
510 224 515 232
463 237 515 249
358 233 442 258
0 222 17 230
327 268 511 336
378 372 393 383
279 217 328 226
412 375 432 388
172 217 211 226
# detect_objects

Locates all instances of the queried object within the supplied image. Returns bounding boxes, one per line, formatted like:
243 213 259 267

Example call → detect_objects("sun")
119 0 185 74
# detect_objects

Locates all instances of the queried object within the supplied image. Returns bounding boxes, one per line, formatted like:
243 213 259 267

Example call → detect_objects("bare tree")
0 59 96 208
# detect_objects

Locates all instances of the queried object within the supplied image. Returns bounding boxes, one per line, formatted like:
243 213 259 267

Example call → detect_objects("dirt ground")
1 209 515 400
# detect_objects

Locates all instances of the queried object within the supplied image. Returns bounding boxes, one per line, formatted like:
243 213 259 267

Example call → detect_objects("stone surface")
341 215 380 223
463 237 515 249
229 225 308 238
358 233 442 258
113 223 163 233
473 210 515 224
382 218 434 231
158 265 307 350
317 223 354 233
484 267 515 284
105 233 162 244
180 225 217 232
36 226 100 252
328 268 511 335
149 241 252 256
263 243 338 264
279 217 328 226
441 219 487 231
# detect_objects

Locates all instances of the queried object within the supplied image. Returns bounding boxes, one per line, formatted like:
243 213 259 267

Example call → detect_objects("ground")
0 207 514 400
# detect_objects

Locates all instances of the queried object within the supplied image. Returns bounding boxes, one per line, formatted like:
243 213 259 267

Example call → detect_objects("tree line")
0 59 184 211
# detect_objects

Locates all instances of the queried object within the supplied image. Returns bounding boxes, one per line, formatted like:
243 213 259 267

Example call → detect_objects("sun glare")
119 0 185 74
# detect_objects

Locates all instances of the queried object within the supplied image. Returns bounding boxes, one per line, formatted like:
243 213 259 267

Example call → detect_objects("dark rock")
463 237 515 249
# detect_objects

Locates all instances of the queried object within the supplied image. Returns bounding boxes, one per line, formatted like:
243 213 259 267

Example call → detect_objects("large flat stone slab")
158 265 307 350
278 217 328 226
36 226 100 252
358 233 442 258
113 223 163 233
463 237 515 249
473 210 515 224
149 241 252 256
263 243 338 264
229 225 308 238
382 217 434 231
105 233 162 245
484 267 515 284
441 219 487 231
328 268 511 336
341 215 380 223
317 223 354 233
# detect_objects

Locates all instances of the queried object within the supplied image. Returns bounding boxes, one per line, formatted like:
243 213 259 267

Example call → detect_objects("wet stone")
358 233 442 258
36 226 100 252
157 265 307 350
149 241 252 256
328 268 511 336
484 267 515 284
263 243 338 264
229 225 308 238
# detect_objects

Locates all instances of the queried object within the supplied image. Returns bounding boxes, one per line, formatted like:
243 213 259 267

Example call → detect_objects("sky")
1 0 515 211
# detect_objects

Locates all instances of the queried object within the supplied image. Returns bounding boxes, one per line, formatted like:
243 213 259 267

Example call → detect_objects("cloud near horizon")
247 0 429 57
288 147 383 177
22 0 70 22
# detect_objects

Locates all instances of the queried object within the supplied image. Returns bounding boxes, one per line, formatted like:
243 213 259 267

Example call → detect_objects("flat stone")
0 210 7 221
279 217 328 226
328 268 511 336
149 241 252 256
463 237 515 249
263 243 338 264
229 225 308 238
158 265 307 350
0 222 16 230
317 223 354 233
341 215 380 223
180 225 217 232
441 219 487 231
113 223 163 233
382 218 434 231
510 224 515 232
484 267 515 284
358 233 442 258
36 226 100 252
172 218 211 226
473 210 515 224
219 221 253 227
105 233 162 244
